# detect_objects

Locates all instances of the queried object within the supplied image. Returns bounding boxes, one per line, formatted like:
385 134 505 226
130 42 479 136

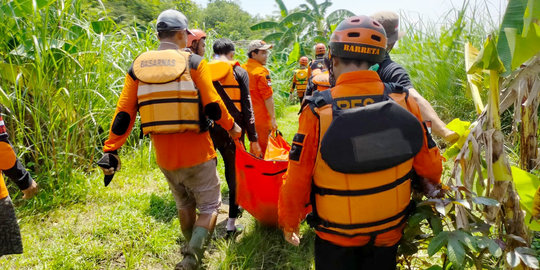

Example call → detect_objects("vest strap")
314 203 412 238
313 170 413 196
213 81 241 116
141 120 200 128
138 98 199 107
317 200 415 230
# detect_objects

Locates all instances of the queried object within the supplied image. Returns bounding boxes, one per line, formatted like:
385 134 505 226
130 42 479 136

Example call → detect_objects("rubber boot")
176 226 210 270
189 226 210 262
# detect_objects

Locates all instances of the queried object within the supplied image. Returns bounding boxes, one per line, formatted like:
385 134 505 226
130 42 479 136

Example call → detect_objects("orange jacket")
103 53 235 170
0 116 33 199
278 70 442 247
242 58 273 128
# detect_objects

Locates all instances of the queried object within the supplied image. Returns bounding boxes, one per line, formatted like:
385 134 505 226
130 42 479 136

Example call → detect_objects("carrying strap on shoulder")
300 89 333 117
383 82 409 101
213 81 241 116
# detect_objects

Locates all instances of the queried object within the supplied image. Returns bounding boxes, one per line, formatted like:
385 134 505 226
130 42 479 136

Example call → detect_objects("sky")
193 0 506 26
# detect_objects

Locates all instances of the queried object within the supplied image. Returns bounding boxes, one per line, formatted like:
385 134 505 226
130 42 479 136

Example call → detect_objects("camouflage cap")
248 40 273 53
371 11 405 45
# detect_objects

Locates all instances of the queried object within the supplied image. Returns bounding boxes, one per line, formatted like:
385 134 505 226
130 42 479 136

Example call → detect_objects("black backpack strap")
383 82 409 101
299 89 333 118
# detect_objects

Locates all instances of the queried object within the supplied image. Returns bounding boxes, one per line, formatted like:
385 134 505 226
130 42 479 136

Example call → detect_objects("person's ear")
332 57 339 68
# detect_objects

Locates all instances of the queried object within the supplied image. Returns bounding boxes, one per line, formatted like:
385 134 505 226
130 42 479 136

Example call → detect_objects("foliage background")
0 0 538 269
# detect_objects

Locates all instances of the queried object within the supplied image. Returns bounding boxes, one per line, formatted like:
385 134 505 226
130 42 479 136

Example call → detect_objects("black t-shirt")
377 52 414 89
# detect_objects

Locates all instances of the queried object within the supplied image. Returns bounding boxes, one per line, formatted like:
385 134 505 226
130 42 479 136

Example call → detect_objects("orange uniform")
242 58 274 153
278 70 442 247
0 116 33 199
0 143 15 199
103 53 235 171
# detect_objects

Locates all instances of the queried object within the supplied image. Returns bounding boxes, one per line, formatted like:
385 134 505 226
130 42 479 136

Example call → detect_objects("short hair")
248 49 260 58
336 56 374 68
158 30 178 39
213 38 235 55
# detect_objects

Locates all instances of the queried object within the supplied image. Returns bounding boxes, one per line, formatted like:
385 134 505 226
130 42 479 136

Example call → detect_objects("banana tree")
444 0 540 268
250 0 354 63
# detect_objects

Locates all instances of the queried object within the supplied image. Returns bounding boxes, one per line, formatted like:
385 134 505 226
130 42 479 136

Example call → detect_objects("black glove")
97 153 118 187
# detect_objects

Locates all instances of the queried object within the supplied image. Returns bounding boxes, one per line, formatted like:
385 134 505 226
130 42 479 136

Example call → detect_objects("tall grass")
392 2 496 122
0 0 157 207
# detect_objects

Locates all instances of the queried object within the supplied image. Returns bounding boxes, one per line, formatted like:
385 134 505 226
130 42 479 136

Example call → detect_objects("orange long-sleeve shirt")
242 58 273 129
0 116 33 199
103 54 235 170
0 141 17 199
278 70 443 247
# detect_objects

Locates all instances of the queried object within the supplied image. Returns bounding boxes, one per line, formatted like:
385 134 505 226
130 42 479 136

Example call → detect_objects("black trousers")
210 125 240 219
314 236 398 270
0 196 23 256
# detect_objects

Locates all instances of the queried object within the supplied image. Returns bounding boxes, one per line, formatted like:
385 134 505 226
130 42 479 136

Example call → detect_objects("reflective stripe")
137 81 196 97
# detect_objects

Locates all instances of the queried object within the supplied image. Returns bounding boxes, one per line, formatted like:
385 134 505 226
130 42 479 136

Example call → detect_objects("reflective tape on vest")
137 81 197 97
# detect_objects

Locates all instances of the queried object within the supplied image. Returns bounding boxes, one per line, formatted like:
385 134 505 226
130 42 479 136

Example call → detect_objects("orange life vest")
208 60 242 112
307 84 424 240
293 69 309 95
312 71 331 91
133 49 201 135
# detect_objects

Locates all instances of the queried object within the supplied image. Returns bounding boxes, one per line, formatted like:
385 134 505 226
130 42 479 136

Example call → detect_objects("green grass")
0 104 306 270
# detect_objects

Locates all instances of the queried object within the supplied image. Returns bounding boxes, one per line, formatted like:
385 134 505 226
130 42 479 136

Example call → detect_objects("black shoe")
235 206 244 219
225 224 244 240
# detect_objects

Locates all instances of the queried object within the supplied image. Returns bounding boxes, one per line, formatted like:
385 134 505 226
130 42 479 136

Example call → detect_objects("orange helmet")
329 15 387 63
315 43 326 56
299 56 309 66
187 29 206 47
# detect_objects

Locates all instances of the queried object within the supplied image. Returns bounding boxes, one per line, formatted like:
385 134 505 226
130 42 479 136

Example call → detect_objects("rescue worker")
305 68 331 97
242 40 277 154
278 16 443 269
0 112 39 257
290 56 309 101
308 43 327 78
371 11 458 143
305 47 331 97
187 29 206 57
97 10 242 270
208 38 261 237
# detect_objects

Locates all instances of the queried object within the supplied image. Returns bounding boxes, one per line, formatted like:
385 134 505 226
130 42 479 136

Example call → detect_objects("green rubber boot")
176 226 210 270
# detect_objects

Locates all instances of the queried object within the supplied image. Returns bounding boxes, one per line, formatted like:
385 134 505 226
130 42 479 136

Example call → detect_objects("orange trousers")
256 125 271 154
